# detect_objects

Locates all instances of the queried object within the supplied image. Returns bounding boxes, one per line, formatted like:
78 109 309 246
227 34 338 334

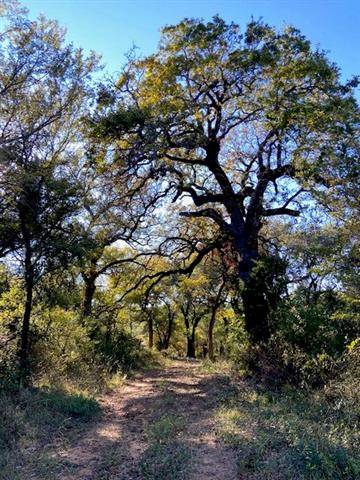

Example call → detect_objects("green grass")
140 442 191 480
215 382 360 479
147 413 184 443
0 387 100 479
200 358 232 374
39 388 100 418
139 413 191 480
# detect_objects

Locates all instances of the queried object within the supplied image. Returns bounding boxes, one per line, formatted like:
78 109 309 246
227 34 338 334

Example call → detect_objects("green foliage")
32 307 99 384
0 279 24 388
33 307 154 387
0 386 100 476
251 288 360 387
93 322 147 373
147 413 184 443
280 295 356 355
216 378 359 479
38 389 100 418
0 8 358 478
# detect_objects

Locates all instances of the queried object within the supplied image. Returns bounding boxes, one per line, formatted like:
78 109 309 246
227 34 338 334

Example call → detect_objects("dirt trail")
51 360 238 480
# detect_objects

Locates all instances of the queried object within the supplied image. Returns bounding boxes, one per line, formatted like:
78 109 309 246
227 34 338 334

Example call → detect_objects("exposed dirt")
46 360 238 479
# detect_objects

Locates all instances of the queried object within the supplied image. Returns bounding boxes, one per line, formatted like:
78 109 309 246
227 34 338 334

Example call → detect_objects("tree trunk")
19 246 34 383
163 336 170 350
186 333 196 358
81 274 96 318
157 312 173 351
148 316 154 349
239 253 270 344
242 281 269 343
163 311 174 350
236 238 270 344
182 305 198 358
208 309 216 361
219 316 229 358
208 281 225 361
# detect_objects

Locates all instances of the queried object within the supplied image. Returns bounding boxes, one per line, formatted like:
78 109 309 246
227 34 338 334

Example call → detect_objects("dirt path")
50 360 238 480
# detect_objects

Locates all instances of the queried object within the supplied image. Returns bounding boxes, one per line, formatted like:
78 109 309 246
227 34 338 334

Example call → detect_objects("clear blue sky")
22 0 359 81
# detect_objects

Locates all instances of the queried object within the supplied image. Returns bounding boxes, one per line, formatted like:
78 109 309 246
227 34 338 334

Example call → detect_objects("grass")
0 386 100 479
215 381 360 479
139 413 191 480
1 357 358 479
147 413 184 443
200 358 233 375
140 442 190 480
39 388 100 417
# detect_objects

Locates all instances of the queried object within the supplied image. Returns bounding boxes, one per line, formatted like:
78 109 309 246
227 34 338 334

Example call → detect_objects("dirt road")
52 360 238 479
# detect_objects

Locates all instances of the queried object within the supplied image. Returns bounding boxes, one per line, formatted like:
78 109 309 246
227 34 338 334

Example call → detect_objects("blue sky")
22 0 359 81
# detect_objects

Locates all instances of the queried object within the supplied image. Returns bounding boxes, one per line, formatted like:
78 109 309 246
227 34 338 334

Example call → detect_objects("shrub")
39 388 100 418
243 289 360 388
93 324 149 373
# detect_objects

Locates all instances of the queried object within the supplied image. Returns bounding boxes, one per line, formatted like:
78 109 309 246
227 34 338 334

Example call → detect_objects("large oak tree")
90 17 358 344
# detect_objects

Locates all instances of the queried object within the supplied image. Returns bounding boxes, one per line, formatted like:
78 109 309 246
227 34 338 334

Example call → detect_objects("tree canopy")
90 16 359 342
0 9 358 387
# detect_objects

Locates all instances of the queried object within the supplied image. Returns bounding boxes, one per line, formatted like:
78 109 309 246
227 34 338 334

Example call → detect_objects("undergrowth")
0 344 163 479
215 378 360 479
0 386 100 480
140 413 191 480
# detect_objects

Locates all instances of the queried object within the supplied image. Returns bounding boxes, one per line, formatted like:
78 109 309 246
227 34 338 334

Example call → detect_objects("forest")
0 1 359 479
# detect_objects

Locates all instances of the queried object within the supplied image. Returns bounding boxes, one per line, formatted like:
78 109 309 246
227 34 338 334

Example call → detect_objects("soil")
50 359 238 479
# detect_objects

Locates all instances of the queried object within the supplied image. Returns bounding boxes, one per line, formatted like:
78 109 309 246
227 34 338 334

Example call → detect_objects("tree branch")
262 207 300 217
180 208 232 232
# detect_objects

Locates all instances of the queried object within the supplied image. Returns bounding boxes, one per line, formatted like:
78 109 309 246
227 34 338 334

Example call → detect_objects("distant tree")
91 17 359 345
154 281 177 351
201 257 227 361
174 273 209 358
141 275 177 351
73 158 168 319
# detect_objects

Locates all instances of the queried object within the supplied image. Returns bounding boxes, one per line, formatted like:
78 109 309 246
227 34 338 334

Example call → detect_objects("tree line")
0 2 359 386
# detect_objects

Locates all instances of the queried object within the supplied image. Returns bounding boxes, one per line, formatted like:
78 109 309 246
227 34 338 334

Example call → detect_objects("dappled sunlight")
95 424 122 441
0 3 358 479
214 379 359 479
40 361 239 480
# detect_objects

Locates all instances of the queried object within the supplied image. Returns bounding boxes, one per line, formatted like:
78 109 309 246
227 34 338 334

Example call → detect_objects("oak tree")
91 17 359 344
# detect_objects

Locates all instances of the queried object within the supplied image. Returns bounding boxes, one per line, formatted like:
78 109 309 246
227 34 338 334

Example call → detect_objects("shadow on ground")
27 360 238 480
0 386 101 480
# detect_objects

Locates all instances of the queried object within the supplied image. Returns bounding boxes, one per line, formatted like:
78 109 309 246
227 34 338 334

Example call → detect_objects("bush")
39 388 100 418
91 322 151 373
242 339 339 388
243 289 360 388
273 291 357 357
323 339 360 409
0 292 156 392
31 307 105 389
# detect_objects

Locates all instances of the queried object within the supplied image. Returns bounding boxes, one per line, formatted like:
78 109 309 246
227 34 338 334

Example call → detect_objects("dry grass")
215 380 360 479
0 387 100 480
